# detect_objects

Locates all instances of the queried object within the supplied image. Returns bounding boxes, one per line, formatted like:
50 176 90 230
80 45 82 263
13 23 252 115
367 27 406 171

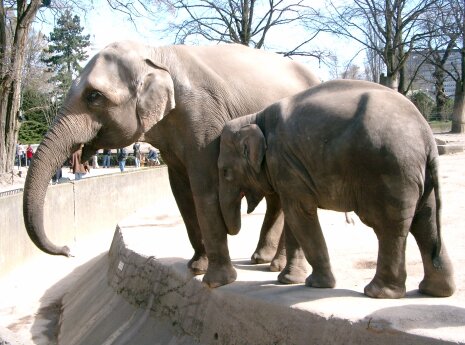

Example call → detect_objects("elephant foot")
188 253 209 275
364 279 405 299
250 246 276 264
278 262 309 284
419 252 455 297
202 262 237 288
305 270 336 288
270 254 286 272
419 276 455 297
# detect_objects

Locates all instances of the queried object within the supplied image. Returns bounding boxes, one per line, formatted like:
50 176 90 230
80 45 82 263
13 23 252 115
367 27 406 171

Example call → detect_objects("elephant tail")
421 155 442 269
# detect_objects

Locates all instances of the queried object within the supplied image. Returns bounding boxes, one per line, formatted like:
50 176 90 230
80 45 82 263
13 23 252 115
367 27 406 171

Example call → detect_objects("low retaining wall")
0 167 172 277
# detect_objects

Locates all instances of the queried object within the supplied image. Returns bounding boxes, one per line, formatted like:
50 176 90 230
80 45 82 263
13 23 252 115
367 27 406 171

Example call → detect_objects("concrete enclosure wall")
0 167 173 277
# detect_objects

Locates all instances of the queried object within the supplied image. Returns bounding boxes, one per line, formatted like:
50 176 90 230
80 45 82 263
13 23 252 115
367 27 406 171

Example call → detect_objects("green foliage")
440 98 454 121
18 120 48 144
18 88 52 143
409 91 435 120
42 9 90 100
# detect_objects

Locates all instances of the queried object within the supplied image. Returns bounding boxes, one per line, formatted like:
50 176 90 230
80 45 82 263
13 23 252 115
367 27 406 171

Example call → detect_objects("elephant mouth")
244 190 263 214
82 141 106 162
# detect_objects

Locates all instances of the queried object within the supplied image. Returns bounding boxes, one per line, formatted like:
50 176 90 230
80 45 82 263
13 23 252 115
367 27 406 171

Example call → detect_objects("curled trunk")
23 115 99 256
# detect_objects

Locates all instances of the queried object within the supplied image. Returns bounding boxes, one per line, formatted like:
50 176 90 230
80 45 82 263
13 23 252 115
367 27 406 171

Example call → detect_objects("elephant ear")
136 59 175 133
238 124 266 174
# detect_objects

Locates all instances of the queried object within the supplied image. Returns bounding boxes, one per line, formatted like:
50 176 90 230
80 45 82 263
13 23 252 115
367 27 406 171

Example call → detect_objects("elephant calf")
217 80 455 299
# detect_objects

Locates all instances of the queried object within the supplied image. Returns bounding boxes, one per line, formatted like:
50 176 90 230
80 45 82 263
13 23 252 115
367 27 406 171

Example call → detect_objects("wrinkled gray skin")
23 41 320 288
218 80 456 298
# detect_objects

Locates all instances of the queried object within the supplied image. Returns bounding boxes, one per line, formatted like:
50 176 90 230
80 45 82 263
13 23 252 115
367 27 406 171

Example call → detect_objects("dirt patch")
353 260 377 269
0 171 25 189
6 300 62 345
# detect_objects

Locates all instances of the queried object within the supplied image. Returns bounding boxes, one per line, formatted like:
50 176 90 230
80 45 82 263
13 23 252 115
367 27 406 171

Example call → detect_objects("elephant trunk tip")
226 226 241 236
42 245 73 257
61 245 73 257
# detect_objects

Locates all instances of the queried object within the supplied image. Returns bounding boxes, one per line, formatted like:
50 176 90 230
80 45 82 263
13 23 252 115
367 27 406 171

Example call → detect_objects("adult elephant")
23 41 320 288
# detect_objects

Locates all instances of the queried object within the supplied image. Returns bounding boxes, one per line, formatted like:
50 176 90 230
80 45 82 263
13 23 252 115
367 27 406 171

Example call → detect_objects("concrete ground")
1 136 464 344
61 151 464 345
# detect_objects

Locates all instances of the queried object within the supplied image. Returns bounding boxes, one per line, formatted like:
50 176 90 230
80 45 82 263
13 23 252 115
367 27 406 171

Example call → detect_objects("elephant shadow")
233 259 275 273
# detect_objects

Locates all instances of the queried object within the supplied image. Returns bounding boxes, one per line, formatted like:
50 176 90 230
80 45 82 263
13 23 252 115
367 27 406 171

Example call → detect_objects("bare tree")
0 1 93 174
162 0 319 53
415 2 461 121
364 23 384 83
1 0 47 174
311 0 439 93
417 0 465 132
341 63 365 80
448 0 465 133
22 29 50 90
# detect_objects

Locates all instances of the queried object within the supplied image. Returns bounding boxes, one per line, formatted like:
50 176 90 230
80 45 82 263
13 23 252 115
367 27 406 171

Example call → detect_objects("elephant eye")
223 168 233 182
86 90 104 105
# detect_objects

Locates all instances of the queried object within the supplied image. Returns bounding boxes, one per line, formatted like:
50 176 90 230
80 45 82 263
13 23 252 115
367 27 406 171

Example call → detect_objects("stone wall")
0 167 172 277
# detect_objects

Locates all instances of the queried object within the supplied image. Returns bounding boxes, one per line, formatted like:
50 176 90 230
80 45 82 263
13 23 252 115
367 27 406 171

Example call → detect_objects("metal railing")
0 188 24 198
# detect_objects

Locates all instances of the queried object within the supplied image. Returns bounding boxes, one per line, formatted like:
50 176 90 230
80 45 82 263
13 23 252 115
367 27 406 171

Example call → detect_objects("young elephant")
218 80 455 299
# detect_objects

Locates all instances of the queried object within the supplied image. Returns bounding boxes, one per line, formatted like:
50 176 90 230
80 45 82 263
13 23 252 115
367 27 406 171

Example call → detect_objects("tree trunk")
0 0 42 174
384 72 399 90
451 80 465 133
434 67 447 120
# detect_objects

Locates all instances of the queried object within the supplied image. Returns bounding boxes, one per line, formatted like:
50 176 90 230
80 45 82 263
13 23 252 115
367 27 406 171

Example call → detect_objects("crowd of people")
15 143 35 169
16 142 161 182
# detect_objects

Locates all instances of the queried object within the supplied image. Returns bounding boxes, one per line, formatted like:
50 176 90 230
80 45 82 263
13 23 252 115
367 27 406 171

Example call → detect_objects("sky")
33 0 365 81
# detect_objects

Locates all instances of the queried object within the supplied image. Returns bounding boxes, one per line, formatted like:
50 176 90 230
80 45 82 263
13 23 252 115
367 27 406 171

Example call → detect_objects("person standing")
16 143 23 169
92 150 100 169
102 149 111 168
147 147 160 166
26 144 34 167
71 144 90 180
117 147 128 172
52 166 63 184
133 142 141 168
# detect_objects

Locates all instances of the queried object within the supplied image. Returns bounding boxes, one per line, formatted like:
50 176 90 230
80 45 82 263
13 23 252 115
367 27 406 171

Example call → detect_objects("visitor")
147 147 160 166
117 147 128 172
92 150 100 169
71 144 90 180
102 149 111 168
52 166 63 184
133 142 141 168
16 143 24 169
26 144 34 167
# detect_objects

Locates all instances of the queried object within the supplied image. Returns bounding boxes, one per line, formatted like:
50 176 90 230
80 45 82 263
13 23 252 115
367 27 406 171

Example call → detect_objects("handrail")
0 188 24 198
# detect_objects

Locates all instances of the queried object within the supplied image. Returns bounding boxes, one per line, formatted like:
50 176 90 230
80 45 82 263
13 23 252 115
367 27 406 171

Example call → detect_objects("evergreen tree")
42 10 90 101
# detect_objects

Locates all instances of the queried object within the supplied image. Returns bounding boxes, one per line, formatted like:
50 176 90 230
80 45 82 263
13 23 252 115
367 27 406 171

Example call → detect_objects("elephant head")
23 41 175 256
218 120 273 235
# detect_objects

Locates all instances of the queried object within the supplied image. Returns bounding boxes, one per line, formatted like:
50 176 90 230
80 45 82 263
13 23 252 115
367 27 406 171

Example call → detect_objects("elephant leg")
192 191 236 287
251 193 284 264
277 222 310 284
188 160 237 288
410 193 455 297
270 230 286 272
364 221 410 299
168 167 208 274
283 201 335 288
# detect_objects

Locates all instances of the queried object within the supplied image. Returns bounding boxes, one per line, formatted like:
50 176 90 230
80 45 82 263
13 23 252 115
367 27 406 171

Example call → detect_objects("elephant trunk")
219 184 242 236
23 115 100 256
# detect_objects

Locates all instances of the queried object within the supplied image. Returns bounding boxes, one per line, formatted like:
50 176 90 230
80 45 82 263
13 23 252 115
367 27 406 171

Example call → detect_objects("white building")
406 50 460 97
